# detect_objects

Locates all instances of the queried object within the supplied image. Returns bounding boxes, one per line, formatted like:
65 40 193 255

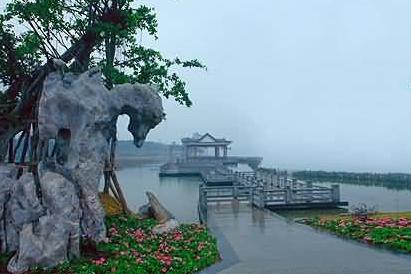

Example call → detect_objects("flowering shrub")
305 215 411 253
20 215 220 274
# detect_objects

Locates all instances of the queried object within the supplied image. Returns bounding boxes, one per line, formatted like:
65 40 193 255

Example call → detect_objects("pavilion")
181 133 232 160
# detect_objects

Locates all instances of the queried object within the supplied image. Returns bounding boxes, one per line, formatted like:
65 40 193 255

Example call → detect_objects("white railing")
198 170 344 223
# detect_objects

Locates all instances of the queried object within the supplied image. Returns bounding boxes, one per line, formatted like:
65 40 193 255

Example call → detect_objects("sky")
3 0 411 173
118 0 411 173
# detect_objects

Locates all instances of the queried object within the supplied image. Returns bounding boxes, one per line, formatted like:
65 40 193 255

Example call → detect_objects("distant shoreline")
115 155 169 170
293 170 411 191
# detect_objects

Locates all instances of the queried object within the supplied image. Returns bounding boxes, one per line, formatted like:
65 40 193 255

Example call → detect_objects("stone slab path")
201 202 411 274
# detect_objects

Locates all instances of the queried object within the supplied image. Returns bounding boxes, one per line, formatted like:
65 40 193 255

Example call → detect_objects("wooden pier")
198 169 348 223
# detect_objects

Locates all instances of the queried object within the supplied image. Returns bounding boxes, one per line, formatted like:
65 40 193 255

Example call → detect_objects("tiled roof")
181 133 231 144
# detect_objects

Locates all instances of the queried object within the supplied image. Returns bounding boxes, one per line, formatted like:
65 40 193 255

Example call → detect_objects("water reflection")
251 206 266 230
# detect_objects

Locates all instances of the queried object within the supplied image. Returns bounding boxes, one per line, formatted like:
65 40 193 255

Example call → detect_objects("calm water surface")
116 165 201 223
117 165 411 219
320 182 411 212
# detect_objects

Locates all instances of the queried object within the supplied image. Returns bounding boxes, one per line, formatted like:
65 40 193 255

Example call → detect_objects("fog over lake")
2 0 408 173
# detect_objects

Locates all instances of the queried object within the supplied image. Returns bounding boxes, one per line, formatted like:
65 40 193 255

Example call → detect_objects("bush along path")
0 214 220 274
303 214 411 254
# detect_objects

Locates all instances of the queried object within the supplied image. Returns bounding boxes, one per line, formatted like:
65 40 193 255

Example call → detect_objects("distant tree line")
292 170 411 191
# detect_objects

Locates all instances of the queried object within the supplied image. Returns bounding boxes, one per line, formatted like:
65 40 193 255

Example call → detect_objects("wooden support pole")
108 179 121 202
103 164 110 194
19 130 30 164
13 131 25 159
8 138 14 163
110 171 129 213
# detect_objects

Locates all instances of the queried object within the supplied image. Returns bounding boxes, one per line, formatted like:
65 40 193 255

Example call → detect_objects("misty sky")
3 1 411 172
121 0 411 173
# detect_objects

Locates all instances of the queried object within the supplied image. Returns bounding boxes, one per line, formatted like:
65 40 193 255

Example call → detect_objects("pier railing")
197 168 346 223
198 183 343 223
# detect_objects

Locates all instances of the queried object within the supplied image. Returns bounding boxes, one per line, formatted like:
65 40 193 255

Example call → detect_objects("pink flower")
197 242 205 251
363 236 372 243
156 253 173 266
131 249 140 257
133 228 146 242
158 242 172 253
173 230 183 241
109 227 119 236
91 256 107 265
136 257 144 264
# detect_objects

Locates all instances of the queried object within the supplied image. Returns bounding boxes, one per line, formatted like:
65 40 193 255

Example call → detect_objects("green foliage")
293 170 411 191
0 0 204 107
306 215 411 254
24 214 220 274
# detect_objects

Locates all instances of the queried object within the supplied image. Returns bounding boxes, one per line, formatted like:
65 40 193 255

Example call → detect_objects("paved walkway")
202 202 411 274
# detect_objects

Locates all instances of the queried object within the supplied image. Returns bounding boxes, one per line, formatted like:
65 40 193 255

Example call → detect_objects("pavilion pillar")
223 146 228 157
215 146 220 158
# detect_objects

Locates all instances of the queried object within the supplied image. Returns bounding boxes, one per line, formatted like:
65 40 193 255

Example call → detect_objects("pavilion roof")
181 133 232 145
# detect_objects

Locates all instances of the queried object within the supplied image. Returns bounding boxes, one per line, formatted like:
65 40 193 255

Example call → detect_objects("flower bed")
1 215 220 273
60 215 219 273
304 215 411 253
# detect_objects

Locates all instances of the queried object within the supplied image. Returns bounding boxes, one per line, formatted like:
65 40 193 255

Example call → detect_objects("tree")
0 0 204 161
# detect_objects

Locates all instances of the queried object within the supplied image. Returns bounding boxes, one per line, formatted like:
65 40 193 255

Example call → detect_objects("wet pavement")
203 202 411 274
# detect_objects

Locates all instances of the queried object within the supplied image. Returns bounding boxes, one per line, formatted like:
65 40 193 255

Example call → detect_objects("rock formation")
0 69 164 273
139 192 179 234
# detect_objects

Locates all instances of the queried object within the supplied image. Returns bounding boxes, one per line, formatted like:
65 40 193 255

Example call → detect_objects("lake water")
116 165 411 222
320 182 411 212
116 165 411 273
116 164 201 222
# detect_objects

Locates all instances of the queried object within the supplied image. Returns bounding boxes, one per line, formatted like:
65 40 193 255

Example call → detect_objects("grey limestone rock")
38 70 163 242
144 192 179 234
0 165 17 252
8 171 80 273
2 68 163 273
